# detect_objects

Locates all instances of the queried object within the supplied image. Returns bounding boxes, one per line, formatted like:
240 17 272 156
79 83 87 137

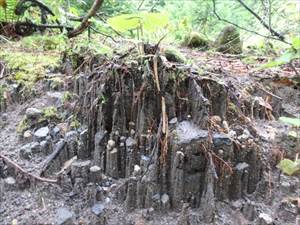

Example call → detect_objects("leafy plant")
0 0 18 22
261 37 300 68
0 84 7 103
21 35 67 51
279 158 300 176
107 12 168 38
42 107 59 120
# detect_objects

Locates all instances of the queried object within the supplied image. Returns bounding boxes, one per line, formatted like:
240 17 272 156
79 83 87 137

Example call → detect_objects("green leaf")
288 131 298 138
261 48 299 69
279 159 300 176
107 12 169 33
141 12 169 32
279 117 300 127
107 14 142 33
292 37 300 49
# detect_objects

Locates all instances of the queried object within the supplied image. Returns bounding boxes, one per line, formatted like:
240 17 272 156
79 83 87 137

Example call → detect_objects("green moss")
0 50 60 84
183 32 209 49
21 35 67 51
0 84 7 103
0 48 60 98
242 56 257 65
42 107 60 120
48 77 64 90
164 47 186 63
17 117 29 134
70 118 81 130
215 26 243 54
62 91 72 104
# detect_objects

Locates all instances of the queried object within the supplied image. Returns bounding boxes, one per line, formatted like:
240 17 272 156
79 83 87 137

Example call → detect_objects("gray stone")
34 127 49 140
55 207 74 225
23 130 32 140
91 203 105 216
40 137 52 155
3 177 16 191
1 113 8 121
19 144 33 160
176 121 208 144
26 107 42 119
50 126 61 140
141 207 155 221
30 142 41 154
258 213 273 225
19 142 41 160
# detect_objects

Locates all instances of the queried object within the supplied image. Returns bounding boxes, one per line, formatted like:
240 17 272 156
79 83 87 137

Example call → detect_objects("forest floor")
0 40 299 225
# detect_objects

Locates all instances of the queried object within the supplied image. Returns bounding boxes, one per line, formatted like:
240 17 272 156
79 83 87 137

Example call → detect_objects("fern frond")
0 0 18 22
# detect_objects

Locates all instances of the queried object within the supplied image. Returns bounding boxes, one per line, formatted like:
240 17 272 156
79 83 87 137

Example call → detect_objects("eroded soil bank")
0 44 299 225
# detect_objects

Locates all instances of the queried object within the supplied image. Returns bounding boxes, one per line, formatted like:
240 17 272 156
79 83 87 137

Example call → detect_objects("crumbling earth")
0 43 299 225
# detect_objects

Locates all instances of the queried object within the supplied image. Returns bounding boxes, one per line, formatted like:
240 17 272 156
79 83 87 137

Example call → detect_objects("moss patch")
214 26 243 54
183 32 209 49
42 107 60 120
164 47 186 63
0 48 60 98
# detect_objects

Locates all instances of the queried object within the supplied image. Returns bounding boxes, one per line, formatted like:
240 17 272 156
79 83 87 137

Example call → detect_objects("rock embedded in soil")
3 177 16 191
25 107 42 119
91 203 105 216
34 126 49 141
55 207 74 225
19 142 41 159
258 213 273 225
19 144 33 160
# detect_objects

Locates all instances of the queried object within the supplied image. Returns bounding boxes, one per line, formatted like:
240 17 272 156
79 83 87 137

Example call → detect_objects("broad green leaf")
279 159 300 176
107 12 169 33
107 14 142 32
279 117 300 127
141 12 169 32
292 37 300 49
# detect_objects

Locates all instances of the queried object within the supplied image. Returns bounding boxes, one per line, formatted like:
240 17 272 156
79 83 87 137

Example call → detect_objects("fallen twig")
0 154 57 184
68 0 105 38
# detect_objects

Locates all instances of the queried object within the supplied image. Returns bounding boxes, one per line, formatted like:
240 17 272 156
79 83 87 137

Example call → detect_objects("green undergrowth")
42 107 60 120
20 35 67 51
17 106 61 134
0 46 60 97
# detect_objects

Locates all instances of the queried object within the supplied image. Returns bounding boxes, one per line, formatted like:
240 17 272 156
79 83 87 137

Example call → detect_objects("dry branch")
68 0 104 38
211 0 290 45
235 0 285 41
0 154 58 184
